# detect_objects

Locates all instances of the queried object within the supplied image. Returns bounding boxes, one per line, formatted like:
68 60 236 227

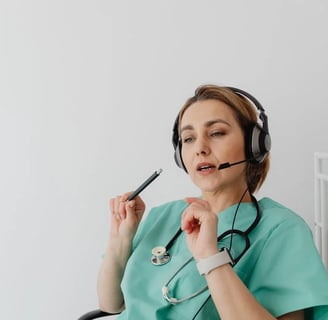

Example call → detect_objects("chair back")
314 152 328 269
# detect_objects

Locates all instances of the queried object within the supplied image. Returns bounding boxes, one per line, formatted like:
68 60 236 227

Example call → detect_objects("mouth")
197 163 216 172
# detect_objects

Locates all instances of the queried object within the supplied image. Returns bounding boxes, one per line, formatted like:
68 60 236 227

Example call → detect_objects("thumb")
125 200 136 220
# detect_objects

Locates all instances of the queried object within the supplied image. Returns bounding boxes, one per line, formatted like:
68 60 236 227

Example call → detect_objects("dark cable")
228 188 249 253
165 228 183 251
192 295 211 320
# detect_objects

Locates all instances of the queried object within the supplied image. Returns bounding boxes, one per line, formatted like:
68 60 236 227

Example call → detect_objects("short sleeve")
249 218 328 319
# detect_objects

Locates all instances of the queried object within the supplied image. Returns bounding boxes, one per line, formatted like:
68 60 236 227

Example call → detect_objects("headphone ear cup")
172 116 187 172
174 141 186 170
246 124 271 164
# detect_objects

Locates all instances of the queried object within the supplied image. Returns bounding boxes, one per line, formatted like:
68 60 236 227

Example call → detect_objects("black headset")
172 86 271 171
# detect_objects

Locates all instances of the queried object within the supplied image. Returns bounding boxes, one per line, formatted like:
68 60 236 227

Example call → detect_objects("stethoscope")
151 194 261 267
151 194 262 309
151 227 183 266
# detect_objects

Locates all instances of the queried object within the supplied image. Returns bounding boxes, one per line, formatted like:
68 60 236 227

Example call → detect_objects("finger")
125 200 136 222
118 196 127 220
110 197 119 219
109 198 120 224
181 206 202 233
121 192 132 202
133 196 145 215
182 202 218 232
182 217 200 234
109 198 116 221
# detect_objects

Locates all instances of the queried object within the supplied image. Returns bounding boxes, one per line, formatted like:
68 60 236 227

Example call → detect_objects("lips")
197 163 216 171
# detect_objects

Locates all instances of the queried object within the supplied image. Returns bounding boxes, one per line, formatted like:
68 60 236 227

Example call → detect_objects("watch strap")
196 248 233 275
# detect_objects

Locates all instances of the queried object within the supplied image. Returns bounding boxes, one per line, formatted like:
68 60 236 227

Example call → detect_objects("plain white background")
1 1 327 319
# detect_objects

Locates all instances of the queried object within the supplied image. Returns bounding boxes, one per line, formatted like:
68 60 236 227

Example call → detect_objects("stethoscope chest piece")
151 246 171 266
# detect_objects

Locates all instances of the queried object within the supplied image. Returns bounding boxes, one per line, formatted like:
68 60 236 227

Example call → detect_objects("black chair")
78 309 120 320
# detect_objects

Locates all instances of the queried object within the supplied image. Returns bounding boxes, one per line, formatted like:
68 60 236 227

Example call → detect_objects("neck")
202 188 251 214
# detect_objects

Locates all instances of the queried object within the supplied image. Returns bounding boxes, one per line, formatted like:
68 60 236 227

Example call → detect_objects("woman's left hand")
181 197 219 260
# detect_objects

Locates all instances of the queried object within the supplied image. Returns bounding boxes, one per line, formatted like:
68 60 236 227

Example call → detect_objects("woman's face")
180 99 247 196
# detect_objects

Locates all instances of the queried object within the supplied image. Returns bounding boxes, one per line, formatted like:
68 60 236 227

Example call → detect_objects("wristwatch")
196 248 233 275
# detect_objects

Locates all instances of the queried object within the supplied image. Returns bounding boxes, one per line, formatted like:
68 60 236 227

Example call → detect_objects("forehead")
180 99 237 127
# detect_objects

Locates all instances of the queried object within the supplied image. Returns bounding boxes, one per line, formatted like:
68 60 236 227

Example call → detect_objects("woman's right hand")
109 192 146 241
98 192 145 312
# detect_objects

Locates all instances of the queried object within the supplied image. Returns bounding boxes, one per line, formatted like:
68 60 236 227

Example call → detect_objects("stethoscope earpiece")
151 246 171 266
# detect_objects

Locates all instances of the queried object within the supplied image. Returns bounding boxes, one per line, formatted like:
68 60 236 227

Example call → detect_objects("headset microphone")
218 159 249 170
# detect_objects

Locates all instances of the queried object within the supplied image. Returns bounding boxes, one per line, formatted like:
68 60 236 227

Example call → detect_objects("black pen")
127 169 163 201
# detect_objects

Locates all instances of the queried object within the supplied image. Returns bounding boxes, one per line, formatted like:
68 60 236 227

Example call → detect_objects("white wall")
1 1 327 319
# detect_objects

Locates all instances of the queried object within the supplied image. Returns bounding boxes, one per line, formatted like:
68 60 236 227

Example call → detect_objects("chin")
198 183 221 194
189 174 220 191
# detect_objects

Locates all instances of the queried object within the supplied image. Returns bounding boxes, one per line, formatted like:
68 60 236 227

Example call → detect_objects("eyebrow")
180 119 231 134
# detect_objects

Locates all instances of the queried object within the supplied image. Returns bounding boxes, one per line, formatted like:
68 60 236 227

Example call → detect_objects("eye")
182 136 194 144
211 131 225 137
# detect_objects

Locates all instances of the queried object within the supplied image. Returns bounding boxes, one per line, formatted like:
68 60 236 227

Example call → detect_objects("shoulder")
246 199 328 317
258 197 310 233
250 197 315 254
252 198 320 266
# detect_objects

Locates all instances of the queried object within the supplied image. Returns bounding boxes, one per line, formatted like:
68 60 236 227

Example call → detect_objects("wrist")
108 237 133 260
196 248 233 275
196 248 219 260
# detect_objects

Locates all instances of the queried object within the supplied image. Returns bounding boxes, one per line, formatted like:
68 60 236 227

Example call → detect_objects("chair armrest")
78 309 120 320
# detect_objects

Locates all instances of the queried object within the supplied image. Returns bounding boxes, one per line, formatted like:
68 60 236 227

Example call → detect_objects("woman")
97 85 328 319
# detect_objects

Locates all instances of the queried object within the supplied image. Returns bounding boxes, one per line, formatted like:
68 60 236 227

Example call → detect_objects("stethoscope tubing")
152 194 261 266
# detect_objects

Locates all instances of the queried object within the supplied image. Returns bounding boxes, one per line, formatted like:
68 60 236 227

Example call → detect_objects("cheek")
214 137 245 159
181 146 198 175
181 146 191 167
230 142 246 159
229 133 246 158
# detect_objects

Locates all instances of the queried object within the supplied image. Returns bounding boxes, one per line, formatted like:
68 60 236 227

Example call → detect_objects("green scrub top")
117 197 328 319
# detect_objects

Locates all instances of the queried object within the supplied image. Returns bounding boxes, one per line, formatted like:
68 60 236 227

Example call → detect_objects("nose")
195 137 210 156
